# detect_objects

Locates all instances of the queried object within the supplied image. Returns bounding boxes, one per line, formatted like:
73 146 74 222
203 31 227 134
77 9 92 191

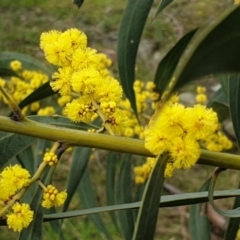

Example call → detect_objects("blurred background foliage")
0 0 237 239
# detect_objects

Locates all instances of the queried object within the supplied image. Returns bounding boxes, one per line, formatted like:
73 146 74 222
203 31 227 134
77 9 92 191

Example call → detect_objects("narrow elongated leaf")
43 188 240 222
117 0 154 115
78 168 112 240
133 182 145 220
0 52 53 75
16 145 35 176
219 75 230 98
73 0 84 8
0 68 20 78
132 153 168 240
207 87 229 122
17 81 55 110
164 5 240 99
0 131 10 139
0 133 36 170
153 0 174 18
209 168 240 218
228 75 240 148
154 29 198 95
106 152 120 230
189 178 211 240
224 182 240 240
208 87 228 107
117 154 134 240
63 147 91 212
209 102 229 123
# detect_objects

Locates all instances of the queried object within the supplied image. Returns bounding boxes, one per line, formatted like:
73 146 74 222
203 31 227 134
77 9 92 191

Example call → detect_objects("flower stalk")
1 115 240 170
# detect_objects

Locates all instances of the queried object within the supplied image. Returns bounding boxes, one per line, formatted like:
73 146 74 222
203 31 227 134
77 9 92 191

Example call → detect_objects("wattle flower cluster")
0 60 48 114
0 165 33 232
144 101 219 178
42 185 67 209
40 28 129 135
0 160 67 232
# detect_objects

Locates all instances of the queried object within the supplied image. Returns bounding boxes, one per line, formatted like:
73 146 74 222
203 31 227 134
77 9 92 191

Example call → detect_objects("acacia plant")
1 0 240 239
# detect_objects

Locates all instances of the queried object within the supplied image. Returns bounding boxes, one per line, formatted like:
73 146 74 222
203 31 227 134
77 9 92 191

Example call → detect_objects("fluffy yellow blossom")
64 97 97 123
135 175 145 184
95 53 112 71
144 126 170 155
1 68 48 105
51 67 73 96
10 60 22 71
134 125 143 136
124 127 134 137
40 29 154 138
146 81 156 91
133 158 156 184
71 47 98 70
158 103 186 137
185 105 218 140
136 93 147 113
7 203 34 232
30 102 40 112
164 163 174 178
196 86 207 104
57 95 71 106
41 32 73 66
133 80 144 93
204 131 233 152
40 30 61 50
0 165 31 201
96 77 123 103
170 137 200 169
105 109 130 135
0 78 6 87
71 67 102 94
100 101 117 116
196 93 207 104
145 103 186 155
61 28 87 50
43 152 58 166
40 29 87 67
42 185 67 209
144 101 219 178
196 86 206 94
37 106 55 116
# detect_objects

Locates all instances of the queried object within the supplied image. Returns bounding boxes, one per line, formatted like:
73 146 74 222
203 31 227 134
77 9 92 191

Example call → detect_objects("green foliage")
161 4 240 101
1 1 240 240
154 28 197 95
224 181 240 240
132 153 168 240
207 87 229 122
0 52 53 75
153 0 174 17
228 75 240 149
73 0 84 8
117 155 134 240
189 178 211 240
0 133 36 170
117 0 154 115
78 168 112 239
